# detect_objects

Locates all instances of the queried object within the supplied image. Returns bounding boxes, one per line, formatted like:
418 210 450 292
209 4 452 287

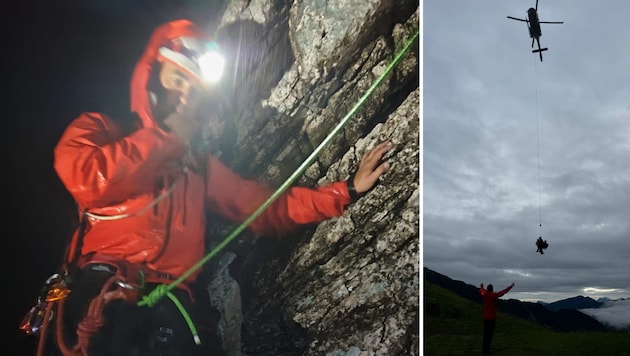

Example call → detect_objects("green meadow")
424 281 630 355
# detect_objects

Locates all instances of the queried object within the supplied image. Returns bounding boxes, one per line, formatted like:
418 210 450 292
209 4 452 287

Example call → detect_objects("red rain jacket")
480 284 514 320
54 20 352 282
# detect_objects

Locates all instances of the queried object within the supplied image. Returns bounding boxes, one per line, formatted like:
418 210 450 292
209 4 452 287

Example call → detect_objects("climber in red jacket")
34 19 391 356
479 282 515 354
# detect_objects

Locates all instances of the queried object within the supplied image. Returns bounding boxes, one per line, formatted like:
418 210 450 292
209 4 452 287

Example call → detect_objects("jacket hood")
130 19 208 128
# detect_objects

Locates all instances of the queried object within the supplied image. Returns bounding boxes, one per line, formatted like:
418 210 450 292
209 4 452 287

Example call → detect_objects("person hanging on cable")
535 236 548 254
27 19 392 356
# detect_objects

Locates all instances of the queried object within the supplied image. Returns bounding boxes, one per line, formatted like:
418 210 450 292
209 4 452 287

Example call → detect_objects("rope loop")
139 284 169 307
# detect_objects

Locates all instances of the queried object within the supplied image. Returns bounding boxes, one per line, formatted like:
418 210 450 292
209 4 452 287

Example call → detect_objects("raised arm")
497 282 515 297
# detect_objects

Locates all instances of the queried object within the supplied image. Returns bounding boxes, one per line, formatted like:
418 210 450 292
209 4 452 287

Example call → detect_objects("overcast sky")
423 0 630 311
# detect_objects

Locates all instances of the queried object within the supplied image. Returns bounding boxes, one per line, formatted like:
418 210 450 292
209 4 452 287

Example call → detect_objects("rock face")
201 0 419 355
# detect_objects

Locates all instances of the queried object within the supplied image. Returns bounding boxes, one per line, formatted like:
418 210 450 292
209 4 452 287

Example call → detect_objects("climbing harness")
57 275 135 355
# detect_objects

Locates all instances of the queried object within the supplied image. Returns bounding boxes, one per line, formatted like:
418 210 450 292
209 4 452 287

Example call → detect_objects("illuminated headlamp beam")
198 50 225 84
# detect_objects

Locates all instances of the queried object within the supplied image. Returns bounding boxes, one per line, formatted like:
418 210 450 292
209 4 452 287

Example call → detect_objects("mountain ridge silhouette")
423 267 610 332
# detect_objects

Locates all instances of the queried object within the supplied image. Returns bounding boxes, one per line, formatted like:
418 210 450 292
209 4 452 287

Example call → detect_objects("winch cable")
139 28 419 307
534 55 543 240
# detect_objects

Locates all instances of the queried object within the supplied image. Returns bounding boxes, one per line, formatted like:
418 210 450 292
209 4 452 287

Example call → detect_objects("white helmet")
157 35 225 86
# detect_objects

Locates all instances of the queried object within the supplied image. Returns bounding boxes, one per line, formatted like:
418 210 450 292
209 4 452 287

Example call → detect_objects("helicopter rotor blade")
507 16 528 22
535 0 539 11
539 21 564 24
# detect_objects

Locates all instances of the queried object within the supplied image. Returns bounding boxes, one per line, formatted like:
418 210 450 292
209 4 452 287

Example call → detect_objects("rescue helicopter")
507 0 563 62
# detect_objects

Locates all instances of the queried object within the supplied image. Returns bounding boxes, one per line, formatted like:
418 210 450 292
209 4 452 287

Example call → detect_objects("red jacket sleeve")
204 156 352 237
496 284 514 297
54 113 187 208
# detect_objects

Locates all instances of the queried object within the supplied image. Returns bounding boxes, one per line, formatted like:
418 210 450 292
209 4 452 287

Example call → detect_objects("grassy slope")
424 281 630 356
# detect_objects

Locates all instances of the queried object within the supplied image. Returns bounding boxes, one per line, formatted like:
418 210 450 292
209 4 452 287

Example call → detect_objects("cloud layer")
581 299 630 330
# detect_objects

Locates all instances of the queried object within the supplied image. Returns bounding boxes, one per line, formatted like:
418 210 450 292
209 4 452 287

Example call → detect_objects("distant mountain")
545 295 602 311
423 267 610 332
594 297 629 304
425 278 630 354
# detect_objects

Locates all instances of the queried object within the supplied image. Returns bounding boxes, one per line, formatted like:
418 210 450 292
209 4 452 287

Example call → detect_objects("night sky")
5 1 225 354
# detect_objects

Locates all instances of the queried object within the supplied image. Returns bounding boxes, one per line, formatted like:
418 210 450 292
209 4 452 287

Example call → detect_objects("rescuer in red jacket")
479 282 515 354
42 19 392 356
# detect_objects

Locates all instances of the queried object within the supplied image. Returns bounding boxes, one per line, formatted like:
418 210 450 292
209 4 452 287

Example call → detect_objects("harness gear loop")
82 256 201 345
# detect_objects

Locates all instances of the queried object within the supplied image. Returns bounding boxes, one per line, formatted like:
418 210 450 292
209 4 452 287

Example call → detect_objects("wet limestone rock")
204 0 419 354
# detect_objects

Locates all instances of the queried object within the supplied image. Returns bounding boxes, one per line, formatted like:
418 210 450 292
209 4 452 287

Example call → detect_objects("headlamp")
158 37 226 86
198 42 225 85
